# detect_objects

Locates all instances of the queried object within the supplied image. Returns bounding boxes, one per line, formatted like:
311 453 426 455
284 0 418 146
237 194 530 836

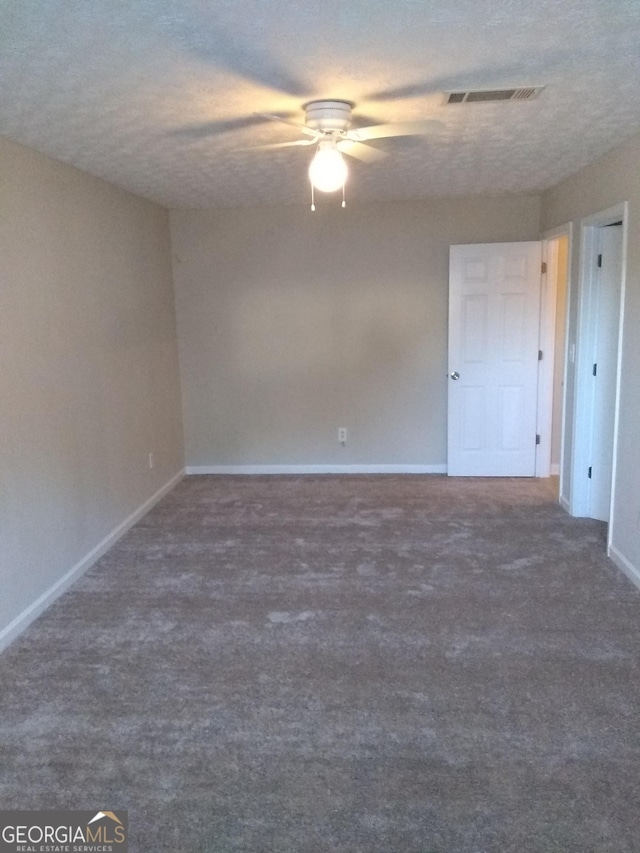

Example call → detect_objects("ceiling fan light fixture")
308 141 348 193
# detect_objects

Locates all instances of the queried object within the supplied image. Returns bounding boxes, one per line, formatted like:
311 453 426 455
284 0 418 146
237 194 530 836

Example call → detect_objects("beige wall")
0 138 184 640
542 130 640 576
171 196 541 469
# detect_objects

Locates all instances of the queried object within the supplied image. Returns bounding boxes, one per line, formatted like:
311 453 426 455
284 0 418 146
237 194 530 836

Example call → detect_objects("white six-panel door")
448 242 542 476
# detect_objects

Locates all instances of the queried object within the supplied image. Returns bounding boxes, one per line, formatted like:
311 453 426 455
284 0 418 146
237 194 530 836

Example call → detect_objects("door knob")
450 371 460 380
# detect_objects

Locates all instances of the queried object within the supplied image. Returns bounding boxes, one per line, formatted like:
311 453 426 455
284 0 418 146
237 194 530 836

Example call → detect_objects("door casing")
569 202 628 535
537 225 572 482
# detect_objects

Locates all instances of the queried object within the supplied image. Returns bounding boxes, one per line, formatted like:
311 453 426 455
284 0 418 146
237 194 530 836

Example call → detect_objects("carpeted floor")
1 475 639 852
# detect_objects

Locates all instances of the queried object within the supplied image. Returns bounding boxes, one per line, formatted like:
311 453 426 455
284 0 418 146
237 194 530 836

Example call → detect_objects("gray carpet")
1 475 639 852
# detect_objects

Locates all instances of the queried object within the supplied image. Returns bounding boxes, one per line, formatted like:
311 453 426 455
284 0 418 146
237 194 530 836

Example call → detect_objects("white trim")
570 222 599 515
186 464 447 475
0 469 185 653
570 202 627 519
606 209 629 552
535 237 557 477
542 222 574 242
608 543 640 591
559 494 570 513
557 222 572 511
557 223 574 510
536 222 573 496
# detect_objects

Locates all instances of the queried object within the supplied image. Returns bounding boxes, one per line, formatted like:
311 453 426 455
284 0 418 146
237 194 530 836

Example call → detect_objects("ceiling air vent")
445 86 545 104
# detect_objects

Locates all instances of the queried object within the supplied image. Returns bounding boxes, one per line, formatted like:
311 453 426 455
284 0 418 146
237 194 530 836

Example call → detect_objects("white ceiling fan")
248 100 442 159
240 100 444 204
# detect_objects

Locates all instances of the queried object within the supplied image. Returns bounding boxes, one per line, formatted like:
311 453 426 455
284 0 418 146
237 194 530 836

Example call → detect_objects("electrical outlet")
338 427 347 445
148 452 155 469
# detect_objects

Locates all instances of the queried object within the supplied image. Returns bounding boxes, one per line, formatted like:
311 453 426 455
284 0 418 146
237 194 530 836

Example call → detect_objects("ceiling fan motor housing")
304 100 353 133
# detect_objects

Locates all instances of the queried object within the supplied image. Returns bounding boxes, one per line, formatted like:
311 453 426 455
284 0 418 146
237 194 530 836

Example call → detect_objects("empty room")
1 1 639 851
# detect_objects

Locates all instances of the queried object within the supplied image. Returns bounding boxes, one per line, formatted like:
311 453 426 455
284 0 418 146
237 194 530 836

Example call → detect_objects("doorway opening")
537 227 571 495
568 202 628 536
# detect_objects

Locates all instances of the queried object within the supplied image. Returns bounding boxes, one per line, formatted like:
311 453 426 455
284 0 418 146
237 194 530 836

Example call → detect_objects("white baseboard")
186 464 448 475
608 543 640 591
551 463 560 476
559 494 571 513
0 469 185 653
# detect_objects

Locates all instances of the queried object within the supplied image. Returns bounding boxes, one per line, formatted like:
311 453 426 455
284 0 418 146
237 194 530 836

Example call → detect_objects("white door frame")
569 202 628 537
536 222 573 485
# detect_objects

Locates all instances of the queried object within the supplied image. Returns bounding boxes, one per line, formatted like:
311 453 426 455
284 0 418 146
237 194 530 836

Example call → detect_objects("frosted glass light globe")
309 146 348 192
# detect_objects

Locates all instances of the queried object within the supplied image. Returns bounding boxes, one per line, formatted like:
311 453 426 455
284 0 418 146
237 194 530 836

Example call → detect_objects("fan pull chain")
309 183 346 211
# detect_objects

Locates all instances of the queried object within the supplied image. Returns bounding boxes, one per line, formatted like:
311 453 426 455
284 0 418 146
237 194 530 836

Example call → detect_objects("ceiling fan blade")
256 113 320 138
337 139 387 163
348 119 444 141
235 139 317 152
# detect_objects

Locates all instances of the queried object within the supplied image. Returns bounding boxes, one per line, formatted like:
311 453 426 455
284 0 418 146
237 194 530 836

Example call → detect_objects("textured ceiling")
1 0 639 209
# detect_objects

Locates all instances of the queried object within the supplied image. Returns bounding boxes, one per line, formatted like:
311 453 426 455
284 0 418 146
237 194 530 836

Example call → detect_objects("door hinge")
541 261 547 274
597 254 602 268
593 363 597 376
588 466 592 479
536 434 541 445
538 349 543 361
